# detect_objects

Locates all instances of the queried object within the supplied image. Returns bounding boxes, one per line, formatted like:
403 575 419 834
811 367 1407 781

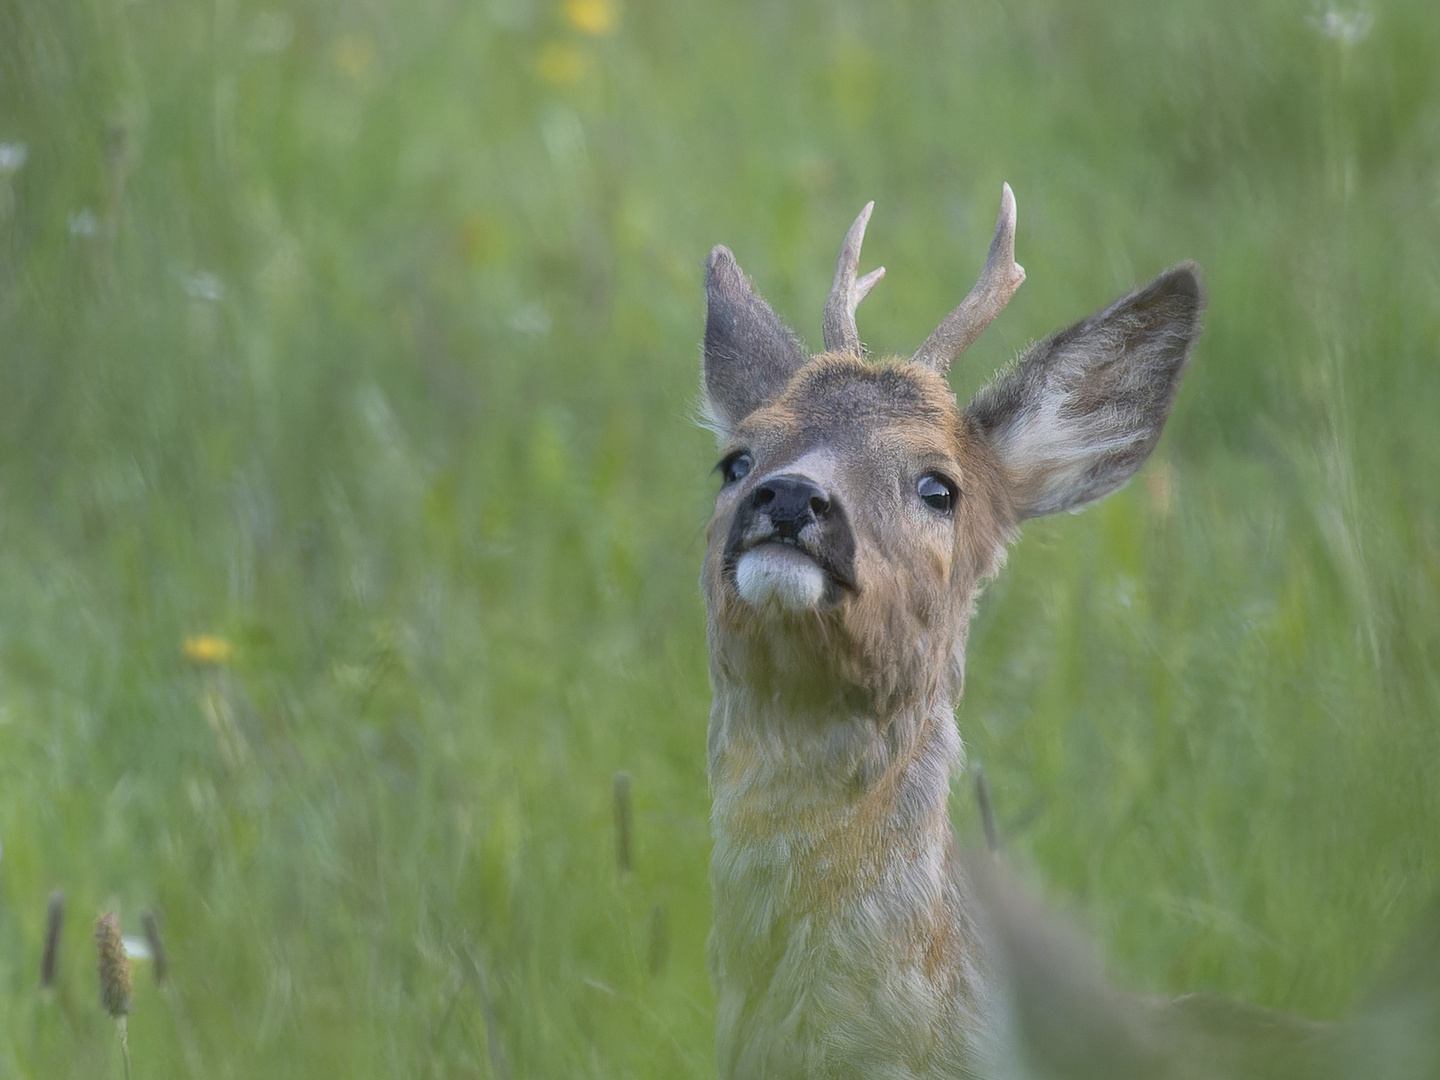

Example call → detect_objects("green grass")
1 0 1438 1075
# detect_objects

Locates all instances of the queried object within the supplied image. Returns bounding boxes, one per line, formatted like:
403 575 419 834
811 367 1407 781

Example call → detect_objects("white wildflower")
121 935 152 960
1312 6 1373 44
184 270 225 302
68 207 99 237
0 142 27 175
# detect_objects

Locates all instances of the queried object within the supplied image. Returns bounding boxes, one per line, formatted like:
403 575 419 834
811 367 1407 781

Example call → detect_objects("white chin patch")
734 546 827 612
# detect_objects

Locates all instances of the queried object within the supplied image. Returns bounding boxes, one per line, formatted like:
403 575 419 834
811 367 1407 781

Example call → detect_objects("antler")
822 201 886 355
911 183 1025 374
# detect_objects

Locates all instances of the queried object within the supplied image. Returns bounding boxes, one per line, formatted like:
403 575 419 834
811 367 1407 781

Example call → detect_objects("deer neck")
707 682 961 862
707 681 988 1077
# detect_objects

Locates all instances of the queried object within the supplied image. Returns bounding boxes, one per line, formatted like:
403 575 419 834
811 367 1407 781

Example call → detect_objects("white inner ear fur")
989 391 1146 514
735 547 827 611
697 389 734 445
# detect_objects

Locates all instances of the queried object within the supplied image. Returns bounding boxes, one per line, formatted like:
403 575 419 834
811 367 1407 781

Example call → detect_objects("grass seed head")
41 891 65 988
95 911 132 1017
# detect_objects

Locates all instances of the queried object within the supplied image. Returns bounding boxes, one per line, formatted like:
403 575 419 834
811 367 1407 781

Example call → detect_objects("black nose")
751 475 831 539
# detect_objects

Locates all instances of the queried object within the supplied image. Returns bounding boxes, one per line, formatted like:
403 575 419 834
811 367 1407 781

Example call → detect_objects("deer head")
700 186 1204 730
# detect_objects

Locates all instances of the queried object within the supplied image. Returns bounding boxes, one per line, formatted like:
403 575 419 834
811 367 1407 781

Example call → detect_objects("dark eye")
917 473 956 513
719 451 753 486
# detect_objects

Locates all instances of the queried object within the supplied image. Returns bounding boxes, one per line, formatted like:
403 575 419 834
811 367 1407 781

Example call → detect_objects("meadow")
1 0 1438 1075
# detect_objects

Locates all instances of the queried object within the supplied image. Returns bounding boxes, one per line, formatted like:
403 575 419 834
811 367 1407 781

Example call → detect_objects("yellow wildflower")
564 0 618 36
183 635 234 665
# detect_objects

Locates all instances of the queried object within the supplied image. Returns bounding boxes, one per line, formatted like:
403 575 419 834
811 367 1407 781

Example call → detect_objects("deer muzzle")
722 473 858 611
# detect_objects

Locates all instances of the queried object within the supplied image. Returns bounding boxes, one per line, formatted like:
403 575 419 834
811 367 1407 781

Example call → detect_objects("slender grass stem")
119 1016 132 1080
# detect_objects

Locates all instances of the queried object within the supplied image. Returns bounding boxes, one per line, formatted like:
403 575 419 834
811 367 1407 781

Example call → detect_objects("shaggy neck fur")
708 679 990 1079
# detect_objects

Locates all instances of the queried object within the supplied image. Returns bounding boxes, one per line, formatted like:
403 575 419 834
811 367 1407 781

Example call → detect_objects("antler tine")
822 201 887 355
911 183 1025 374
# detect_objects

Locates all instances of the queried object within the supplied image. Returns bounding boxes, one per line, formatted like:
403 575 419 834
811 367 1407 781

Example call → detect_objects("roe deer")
695 188 1439 1079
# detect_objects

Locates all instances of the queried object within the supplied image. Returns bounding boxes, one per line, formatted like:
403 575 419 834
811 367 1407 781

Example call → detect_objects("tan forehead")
736 355 964 456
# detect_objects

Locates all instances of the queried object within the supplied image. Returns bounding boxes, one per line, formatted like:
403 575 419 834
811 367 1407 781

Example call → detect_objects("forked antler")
822 201 886 355
911 183 1025 374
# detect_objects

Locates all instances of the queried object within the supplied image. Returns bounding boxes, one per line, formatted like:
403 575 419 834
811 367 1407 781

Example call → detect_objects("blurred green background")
1 0 1437 1075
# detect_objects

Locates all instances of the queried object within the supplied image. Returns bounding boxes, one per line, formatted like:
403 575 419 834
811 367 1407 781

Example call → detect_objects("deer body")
698 188 1205 1078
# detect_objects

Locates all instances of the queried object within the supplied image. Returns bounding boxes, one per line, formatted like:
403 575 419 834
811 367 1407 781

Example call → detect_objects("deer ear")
966 264 1204 520
702 245 807 437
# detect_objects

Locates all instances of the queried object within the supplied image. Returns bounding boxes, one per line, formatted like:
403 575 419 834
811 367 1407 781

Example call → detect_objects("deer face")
700 190 1204 717
703 355 1011 713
